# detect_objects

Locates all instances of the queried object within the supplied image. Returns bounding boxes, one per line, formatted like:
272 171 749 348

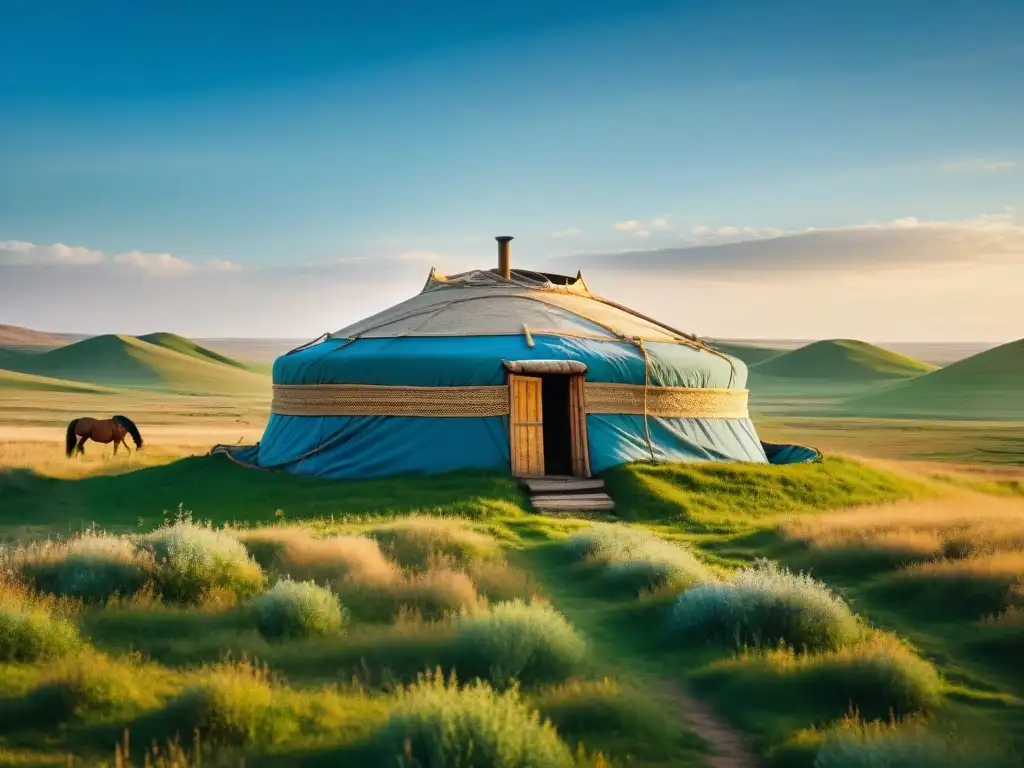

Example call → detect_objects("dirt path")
508 532 760 768
667 685 759 768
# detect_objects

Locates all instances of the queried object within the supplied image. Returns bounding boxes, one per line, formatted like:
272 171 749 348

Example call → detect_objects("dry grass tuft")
783 495 1024 568
238 528 399 587
367 516 502 571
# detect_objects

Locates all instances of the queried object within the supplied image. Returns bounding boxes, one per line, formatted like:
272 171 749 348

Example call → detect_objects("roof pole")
496 236 513 279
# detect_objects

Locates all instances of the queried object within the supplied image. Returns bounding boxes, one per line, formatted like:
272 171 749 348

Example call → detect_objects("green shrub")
367 670 574 768
139 519 265 603
0 596 80 663
454 599 589 688
251 578 348 640
567 522 712 593
670 559 861 652
9 532 155 603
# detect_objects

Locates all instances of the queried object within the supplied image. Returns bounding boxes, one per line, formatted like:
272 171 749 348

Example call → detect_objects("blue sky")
1 0 1022 340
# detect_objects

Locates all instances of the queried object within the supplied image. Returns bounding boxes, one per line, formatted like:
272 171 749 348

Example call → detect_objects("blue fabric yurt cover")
219 263 819 478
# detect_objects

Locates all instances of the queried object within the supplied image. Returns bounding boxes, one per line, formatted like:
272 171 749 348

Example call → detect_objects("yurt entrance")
505 361 590 479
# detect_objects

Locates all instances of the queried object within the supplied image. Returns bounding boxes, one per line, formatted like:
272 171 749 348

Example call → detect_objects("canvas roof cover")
329 268 700 344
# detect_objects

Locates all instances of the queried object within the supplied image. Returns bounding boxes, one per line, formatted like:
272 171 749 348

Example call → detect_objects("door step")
520 476 615 513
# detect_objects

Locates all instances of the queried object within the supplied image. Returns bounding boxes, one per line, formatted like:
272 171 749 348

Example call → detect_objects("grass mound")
876 552 1024 620
250 578 348 640
368 516 502 570
366 670 574 768
239 528 399 586
6 532 155 602
693 633 942 728
0 581 80 662
567 522 712 593
602 457 928 528
783 496 1024 574
139 518 265 603
2 651 171 728
812 719 1010 768
670 559 861 652
454 599 589 688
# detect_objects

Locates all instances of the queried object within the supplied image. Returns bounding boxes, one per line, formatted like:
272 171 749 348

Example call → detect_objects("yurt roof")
330 264 704 346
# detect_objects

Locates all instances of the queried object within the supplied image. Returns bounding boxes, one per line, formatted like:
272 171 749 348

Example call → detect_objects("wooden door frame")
507 371 591 479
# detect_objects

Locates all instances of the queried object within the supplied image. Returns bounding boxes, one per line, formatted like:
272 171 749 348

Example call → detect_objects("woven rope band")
272 384 510 417
583 383 749 418
273 382 748 419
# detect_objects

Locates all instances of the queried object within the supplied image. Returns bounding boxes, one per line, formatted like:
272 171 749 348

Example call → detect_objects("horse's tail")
65 419 81 458
112 415 144 449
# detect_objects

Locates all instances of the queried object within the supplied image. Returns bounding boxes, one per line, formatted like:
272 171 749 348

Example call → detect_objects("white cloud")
207 259 243 272
941 158 1016 172
0 240 104 266
576 211 1024 280
616 217 671 236
113 250 195 275
552 228 582 238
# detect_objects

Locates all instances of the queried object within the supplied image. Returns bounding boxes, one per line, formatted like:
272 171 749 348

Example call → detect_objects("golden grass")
238 528 399 587
782 494 1024 563
367 516 502 571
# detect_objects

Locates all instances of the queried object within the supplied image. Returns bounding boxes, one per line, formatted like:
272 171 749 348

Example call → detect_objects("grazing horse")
65 415 144 458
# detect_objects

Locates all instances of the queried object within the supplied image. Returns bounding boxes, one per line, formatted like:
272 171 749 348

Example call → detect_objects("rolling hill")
0 369 115 394
710 342 785 367
0 334 270 395
848 338 1024 420
0 324 74 350
751 339 936 381
138 332 252 370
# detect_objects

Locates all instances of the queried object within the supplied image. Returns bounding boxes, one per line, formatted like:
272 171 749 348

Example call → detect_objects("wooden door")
568 374 592 478
509 374 545 477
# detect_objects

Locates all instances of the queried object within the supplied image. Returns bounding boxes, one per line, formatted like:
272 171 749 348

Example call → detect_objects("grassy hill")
1 334 269 395
0 369 115 394
710 342 785 367
138 332 252 370
751 339 936 381
848 338 1024 420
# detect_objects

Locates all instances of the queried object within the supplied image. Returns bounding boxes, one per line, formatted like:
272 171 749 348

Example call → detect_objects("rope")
637 338 657 464
283 333 329 357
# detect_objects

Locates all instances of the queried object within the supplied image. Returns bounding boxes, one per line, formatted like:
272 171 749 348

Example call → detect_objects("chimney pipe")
495 236 513 279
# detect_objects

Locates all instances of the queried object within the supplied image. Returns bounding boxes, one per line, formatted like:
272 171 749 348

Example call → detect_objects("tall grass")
238 527 398 586
567 522 713 594
138 518 265 604
368 516 502 571
669 559 861 652
366 670 574 768
812 717 1012 768
879 551 1024 620
3 531 156 603
453 599 589 688
0 578 80 662
783 496 1024 570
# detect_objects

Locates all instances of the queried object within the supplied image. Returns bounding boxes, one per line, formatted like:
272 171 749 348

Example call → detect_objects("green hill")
711 342 785 367
751 339 936 381
848 338 1024 420
3 334 269 395
0 369 116 394
138 332 251 370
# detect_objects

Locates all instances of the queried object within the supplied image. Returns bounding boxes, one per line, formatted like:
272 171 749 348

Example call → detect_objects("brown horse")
65 415 144 458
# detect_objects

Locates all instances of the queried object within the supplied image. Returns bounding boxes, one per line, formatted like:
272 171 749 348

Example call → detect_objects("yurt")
219 237 818 479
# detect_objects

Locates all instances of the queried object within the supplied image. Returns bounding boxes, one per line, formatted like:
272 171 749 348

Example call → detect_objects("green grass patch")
601 457 929 530
0 580 81 663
